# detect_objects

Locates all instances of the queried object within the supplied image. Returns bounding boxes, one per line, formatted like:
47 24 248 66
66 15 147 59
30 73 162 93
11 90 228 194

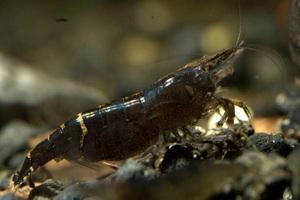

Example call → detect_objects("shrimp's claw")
215 96 235 127
232 100 252 120
215 96 252 127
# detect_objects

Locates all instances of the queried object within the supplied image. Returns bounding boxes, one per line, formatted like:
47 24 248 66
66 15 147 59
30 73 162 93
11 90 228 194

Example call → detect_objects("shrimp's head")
176 46 244 99
201 47 243 84
183 47 243 85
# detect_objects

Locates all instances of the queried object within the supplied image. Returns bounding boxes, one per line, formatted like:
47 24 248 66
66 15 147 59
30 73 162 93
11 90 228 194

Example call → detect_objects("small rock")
160 124 253 174
281 99 300 141
0 178 9 191
0 193 23 200
114 159 158 182
246 133 293 157
19 159 158 200
102 161 249 200
287 149 300 199
0 170 10 191
159 144 195 174
53 179 101 200
235 152 290 200
233 121 255 136
282 187 293 200
28 180 64 200
0 121 37 166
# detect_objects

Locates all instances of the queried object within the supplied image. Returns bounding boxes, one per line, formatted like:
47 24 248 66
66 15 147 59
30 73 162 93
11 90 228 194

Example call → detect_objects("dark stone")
28 180 64 200
235 152 291 200
287 149 300 199
0 178 9 191
159 124 253 174
0 159 156 199
104 156 288 200
114 159 158 182
53 179 101 200
97 162 249 200
233 121 255 136
159 144 195 174
246 133 293 157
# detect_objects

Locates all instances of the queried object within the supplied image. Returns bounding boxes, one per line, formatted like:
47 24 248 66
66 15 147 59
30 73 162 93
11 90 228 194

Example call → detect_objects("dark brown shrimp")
12 44 251 190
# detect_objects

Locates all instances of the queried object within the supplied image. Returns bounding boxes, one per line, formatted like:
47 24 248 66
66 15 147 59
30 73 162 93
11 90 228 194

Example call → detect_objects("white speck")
281 119 290 126
164 77 174 87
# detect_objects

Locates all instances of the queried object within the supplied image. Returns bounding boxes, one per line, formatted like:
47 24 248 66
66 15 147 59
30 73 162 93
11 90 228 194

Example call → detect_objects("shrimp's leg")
233 101 252 119
180 126 194 138
215 96 251 127
172 129 184 141
137 132 169 165
102 161 121 170
214 96 235 127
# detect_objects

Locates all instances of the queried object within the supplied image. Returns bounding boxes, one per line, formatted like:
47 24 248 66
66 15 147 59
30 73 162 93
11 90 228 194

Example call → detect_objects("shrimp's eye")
202 62 215 72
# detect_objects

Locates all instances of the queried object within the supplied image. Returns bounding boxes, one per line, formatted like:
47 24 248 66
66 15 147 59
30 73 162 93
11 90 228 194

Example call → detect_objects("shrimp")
12 41 251 190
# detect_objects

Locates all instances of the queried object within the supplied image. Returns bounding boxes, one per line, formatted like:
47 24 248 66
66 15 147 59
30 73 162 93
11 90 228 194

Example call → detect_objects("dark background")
0 0 290 100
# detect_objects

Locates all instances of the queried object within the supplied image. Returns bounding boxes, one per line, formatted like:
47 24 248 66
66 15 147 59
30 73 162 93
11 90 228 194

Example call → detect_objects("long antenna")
234 0 244 48
241 44 287 103
242 44 287 82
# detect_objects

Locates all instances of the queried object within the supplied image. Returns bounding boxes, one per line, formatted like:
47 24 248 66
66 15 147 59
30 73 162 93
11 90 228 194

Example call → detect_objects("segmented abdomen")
58 92 159 162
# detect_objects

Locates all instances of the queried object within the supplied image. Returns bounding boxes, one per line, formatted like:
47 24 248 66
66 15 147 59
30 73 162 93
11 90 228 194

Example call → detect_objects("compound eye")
202 62 215 72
